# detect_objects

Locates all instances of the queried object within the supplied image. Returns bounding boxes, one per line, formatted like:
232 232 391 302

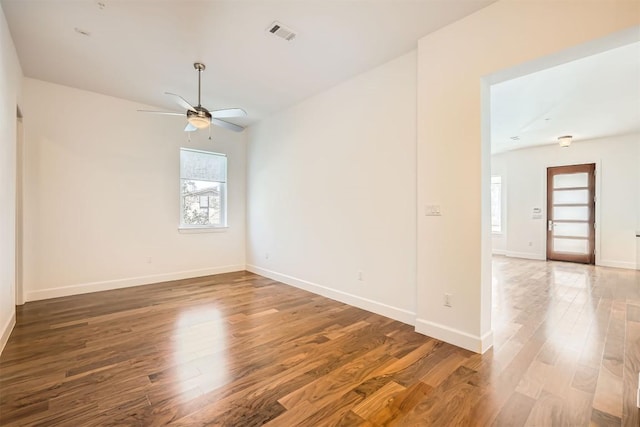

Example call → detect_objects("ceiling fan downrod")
194 62 205 107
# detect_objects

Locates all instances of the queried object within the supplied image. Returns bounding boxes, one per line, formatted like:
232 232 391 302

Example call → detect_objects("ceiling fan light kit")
138 62 247 133
558 135 572 148
187 111 211 129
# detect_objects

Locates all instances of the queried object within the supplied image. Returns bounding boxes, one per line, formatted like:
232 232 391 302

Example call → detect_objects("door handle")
548 220 553 231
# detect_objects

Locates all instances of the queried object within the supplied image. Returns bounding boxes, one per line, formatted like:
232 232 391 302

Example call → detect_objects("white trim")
415 318 493 354
492 249 506 256
0 311 16 356
480 329 494 353
637 372 640 408
25 265 245 301
506 251 546 260
178 226 229 234
246 264 416 326
16 117 24 306
181 147 227 157
597 259 637 270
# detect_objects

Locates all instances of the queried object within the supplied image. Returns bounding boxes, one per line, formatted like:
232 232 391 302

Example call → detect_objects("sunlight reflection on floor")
173 305 229 397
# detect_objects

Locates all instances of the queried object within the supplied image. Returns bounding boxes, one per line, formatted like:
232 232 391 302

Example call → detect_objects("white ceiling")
491 41 640 154
1 0 495 128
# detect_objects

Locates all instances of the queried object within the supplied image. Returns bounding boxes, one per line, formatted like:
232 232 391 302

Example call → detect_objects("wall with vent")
246 51 417 323
20 78 247 301
0 4 23 354
492 134 640 269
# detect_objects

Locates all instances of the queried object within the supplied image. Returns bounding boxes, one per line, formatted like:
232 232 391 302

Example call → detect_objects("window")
180 148 227 228
491 176 502 234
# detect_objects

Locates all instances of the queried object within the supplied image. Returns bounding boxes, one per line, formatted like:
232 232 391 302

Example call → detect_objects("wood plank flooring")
1 257 639 426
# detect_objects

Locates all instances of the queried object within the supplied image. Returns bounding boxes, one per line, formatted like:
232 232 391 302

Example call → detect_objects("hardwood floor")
1 258 639 426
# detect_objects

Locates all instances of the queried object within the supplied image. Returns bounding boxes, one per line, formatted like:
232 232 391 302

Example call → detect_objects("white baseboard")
597 259 637 270
25 264 246 301
492 249 506 256
246 264 416 326
0 311 16 356
506 251 546 261
503 253 635 270
415 318 493 354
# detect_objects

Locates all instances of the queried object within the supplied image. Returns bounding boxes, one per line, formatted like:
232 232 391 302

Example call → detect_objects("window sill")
178 226 228 234
492 232 503 236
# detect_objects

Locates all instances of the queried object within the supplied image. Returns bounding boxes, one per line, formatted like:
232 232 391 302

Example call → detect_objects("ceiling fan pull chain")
209 125 212 140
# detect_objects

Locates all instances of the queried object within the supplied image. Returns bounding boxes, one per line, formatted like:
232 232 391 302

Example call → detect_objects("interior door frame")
15 109 24 305
545 162 597 264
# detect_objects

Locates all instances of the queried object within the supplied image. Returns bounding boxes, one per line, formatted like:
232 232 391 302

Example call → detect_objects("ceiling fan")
138 62 247 133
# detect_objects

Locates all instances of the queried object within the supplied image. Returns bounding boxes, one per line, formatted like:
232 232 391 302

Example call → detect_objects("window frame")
178 147 228 231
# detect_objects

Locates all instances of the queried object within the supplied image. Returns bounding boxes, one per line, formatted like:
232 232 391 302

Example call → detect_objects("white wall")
21 78 247 301
492 134 640 269
416 0 639 352
247 51 417 324
0 4 22 354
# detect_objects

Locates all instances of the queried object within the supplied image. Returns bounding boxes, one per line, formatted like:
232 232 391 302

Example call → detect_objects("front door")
546 163 595 264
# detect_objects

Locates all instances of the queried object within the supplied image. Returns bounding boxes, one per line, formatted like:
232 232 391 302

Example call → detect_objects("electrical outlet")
265 252 270 260
444 293 452 307
357 271 363 281
146 256 152 264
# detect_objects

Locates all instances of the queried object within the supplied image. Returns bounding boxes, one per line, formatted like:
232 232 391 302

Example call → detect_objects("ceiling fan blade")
184 123 197 132
165 92 196 112
138 109 185 116
211 108 247 119
211 118 245 133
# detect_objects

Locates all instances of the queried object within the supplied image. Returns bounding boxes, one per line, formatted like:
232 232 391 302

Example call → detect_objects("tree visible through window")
491 176 501 233
180 148 227 228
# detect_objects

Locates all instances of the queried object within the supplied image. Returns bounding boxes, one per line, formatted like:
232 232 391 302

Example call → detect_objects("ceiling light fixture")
138 62 246 133
558 135 572 148
187 111 211 129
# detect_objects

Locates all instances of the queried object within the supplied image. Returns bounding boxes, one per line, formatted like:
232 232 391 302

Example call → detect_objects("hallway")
490 256 639 425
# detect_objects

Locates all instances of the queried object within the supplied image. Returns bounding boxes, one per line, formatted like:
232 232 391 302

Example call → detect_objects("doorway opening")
15 107 23 306
486 33 638 269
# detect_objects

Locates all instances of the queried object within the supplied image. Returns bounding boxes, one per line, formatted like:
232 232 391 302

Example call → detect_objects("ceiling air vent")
267 21 297 41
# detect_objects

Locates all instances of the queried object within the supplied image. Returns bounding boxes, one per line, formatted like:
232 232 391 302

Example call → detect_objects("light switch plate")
425 205 442 216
